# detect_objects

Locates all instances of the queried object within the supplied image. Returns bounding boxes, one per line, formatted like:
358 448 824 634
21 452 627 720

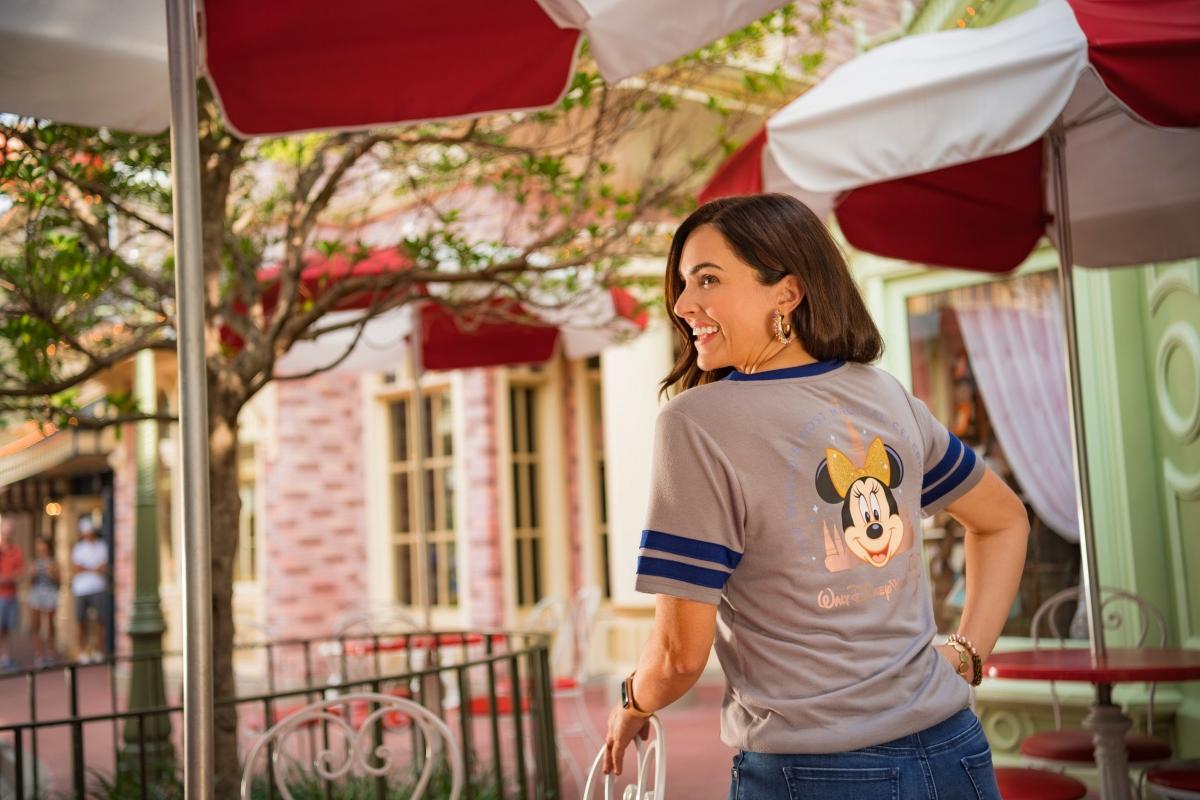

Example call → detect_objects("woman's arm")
940 467 1031 677
603 594 717 774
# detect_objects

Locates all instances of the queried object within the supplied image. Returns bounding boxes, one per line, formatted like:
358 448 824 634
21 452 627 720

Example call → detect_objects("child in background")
26 537 61 667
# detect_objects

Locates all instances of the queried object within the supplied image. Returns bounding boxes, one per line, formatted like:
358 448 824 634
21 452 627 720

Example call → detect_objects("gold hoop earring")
772 310 794 345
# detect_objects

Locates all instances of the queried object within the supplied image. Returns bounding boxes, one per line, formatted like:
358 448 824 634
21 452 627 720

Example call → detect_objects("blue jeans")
728 708 1001 800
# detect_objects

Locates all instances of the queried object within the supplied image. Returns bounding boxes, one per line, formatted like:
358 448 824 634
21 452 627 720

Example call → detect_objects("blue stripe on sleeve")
640 530 742 570
636 556 730 590
922 442 978 508
923 434 964 488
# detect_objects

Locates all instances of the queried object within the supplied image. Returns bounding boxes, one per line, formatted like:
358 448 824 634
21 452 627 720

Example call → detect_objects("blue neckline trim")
724 360 845 382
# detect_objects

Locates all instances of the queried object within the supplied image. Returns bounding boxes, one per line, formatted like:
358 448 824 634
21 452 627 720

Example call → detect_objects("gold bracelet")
947 633 983 686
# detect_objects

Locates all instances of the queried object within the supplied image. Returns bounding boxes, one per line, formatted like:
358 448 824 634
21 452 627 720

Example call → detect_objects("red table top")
985 648 1200 683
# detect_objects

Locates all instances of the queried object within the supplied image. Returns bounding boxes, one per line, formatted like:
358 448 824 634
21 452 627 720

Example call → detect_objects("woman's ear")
776 275 804 315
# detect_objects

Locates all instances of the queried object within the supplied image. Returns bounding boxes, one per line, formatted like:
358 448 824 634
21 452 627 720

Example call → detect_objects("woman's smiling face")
672 224 798 373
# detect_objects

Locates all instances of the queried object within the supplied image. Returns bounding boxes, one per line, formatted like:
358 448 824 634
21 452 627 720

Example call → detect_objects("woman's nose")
673 286 694 318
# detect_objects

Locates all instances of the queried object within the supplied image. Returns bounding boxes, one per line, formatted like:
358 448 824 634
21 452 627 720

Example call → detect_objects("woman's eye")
700 274 717 286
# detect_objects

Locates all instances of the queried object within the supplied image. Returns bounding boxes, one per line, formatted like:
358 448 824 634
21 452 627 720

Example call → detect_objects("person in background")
26 536 61 667
0 518 25 672
71 516 109 664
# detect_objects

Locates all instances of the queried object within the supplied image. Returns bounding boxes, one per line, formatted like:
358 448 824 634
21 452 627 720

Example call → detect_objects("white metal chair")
324 606 423 688
522 587 605 790
583 715 666 800
239 692 464 800
1021 587 1172 787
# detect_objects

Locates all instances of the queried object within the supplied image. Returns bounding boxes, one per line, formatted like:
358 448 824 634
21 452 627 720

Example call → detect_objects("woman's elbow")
661 644 710 679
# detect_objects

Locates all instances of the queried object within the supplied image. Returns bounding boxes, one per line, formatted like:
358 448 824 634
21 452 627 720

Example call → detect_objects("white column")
602 319 675 608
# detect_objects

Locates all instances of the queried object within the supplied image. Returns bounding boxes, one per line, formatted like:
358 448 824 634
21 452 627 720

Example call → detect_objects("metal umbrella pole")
164 0 215 795
408 305 433 631
1048 120 1105 660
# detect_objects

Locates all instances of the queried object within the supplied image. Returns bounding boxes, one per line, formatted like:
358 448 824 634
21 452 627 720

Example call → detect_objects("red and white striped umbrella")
1 0 788 135
702 0 1200 273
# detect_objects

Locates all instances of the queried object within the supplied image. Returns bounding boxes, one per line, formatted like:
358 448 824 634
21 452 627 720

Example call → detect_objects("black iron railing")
0 630 560 799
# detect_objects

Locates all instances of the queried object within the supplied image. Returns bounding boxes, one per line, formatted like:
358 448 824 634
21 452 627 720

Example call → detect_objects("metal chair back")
583 715 666 800
239 691 464 800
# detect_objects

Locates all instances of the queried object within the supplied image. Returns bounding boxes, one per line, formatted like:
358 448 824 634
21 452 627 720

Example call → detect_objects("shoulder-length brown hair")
660 193 883 398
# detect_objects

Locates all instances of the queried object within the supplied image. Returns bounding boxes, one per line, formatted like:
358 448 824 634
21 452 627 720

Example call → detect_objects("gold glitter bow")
825 437 891 498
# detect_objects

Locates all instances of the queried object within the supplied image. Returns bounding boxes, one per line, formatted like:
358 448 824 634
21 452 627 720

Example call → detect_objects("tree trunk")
207 395 242 795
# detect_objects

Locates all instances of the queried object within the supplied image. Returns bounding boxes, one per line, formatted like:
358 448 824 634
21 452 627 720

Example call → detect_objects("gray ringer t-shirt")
634 360 984 755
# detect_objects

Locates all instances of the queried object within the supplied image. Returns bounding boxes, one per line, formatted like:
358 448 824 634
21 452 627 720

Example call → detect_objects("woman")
603 194 1028 799
26 537 61 667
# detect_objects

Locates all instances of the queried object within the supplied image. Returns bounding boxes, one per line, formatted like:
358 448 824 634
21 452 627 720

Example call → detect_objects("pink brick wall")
261 373 369 640
459 369 505 628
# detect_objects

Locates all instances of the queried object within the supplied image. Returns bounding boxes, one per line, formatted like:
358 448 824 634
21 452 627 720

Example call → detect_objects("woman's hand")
935 642 974 684
603 704 651 775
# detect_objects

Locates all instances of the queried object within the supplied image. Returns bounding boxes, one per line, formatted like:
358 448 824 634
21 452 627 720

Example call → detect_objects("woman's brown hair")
660 193 883 398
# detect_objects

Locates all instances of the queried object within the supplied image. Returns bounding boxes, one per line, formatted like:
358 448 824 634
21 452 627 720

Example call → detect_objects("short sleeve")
634 409 745 605
906 392 986 516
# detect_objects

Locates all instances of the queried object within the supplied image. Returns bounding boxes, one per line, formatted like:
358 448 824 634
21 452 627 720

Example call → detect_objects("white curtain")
951 275 1080 542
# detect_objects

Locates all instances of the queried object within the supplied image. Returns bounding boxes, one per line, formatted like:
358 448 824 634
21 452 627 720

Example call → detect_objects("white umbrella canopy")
0 0 169 133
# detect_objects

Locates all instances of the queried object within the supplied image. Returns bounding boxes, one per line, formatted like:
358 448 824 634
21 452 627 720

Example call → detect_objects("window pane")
528 463 539 528
598 461 608 524
395 543 412 606
427 542 439 607
443 467 454 529
392 473 411 534
439 393 453 456
447 541 458 607
422 396 434 459
509 388 521 455
514 538 527 607
390 401 408 462
531 536 543 604
524 387 536 453
511 462 523 529
905 273 1078 637
424 468 436 532
601 532 612 599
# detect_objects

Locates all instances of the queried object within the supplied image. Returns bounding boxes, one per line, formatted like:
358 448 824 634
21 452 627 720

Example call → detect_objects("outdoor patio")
0 651 733 799
0 0 1198 798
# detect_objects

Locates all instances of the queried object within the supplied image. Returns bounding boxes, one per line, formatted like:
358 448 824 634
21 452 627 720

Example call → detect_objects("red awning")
229 250 645 372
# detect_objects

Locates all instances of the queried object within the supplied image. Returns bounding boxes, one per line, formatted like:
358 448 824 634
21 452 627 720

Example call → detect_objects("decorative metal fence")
0 630 560 799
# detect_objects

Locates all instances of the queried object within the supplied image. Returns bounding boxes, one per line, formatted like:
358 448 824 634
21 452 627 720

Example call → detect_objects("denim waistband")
858 706 979 755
